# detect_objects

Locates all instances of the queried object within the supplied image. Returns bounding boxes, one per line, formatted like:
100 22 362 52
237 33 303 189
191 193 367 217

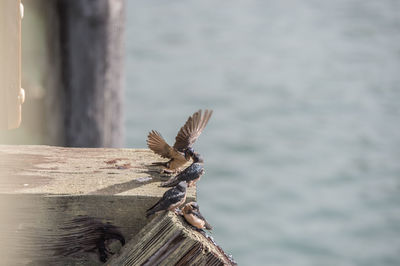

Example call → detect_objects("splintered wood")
107 212 236 266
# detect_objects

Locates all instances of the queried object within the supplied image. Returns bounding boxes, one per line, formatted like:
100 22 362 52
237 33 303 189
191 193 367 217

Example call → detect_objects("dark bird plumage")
146 181 187 218
147 109 213 173
182 202 212 230
161 149 204 187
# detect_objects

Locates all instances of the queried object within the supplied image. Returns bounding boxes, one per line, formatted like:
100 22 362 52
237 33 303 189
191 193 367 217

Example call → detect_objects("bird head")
190 202 200 211
192 152 204 163
182 202 191 214
183 201 198 214
184 147 195 160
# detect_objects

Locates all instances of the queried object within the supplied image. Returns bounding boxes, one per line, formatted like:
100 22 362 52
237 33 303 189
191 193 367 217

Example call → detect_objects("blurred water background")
124 1 400 265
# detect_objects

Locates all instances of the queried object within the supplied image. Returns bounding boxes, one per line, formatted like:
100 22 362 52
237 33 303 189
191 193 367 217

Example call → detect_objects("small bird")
146 181 187 218
181 202 212 230
147 109 213 173
160 148 204 188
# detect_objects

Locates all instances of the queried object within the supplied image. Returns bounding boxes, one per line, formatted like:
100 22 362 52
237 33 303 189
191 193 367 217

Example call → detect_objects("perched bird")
146 181 187 218
160 148 204 188
147 109 213 173
182 202 212 230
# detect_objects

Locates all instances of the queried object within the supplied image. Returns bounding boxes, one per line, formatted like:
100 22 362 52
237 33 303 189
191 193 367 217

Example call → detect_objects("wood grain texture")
107 212 237 266
0 145 195 265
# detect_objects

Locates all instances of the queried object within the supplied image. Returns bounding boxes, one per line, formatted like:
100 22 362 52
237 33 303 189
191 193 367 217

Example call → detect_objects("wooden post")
0 0 24 130
0 145 196 264
1 1 124 146
55 0 125 147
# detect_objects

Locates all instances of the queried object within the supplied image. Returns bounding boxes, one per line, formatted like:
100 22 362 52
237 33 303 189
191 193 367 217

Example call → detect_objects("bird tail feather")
146 202 160 218
205 221 213 230
146 210 154 218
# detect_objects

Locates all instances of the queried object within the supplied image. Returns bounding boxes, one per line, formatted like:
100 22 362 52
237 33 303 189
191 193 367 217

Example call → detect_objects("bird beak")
184 149 192 160
184 152 191 160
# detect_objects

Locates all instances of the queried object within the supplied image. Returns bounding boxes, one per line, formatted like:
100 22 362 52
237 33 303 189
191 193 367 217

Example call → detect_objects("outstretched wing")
147 130 175 159
173 109 213 152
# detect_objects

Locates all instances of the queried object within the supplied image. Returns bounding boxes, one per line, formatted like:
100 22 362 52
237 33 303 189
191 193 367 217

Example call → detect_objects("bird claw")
162 170 175 175
162 168 183 175
174 208 183 215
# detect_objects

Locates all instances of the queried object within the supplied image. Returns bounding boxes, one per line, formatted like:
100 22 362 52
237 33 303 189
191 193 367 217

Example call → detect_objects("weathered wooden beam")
0 145 195 265
107 212 236 266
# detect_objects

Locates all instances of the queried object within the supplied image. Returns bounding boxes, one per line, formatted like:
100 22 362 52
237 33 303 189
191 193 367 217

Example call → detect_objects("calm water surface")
124 1 400 265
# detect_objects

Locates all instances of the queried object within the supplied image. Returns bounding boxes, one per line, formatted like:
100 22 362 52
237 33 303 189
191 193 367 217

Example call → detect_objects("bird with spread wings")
147 109 213 174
